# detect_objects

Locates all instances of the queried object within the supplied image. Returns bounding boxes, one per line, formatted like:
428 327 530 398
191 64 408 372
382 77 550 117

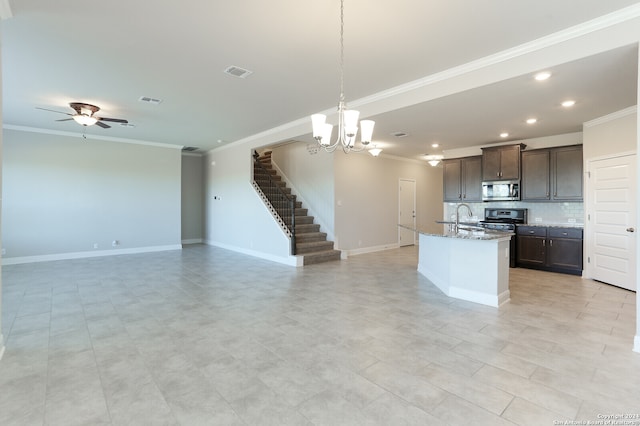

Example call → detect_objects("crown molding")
355 4 640 108
3 124 184 150
208 4 640 154
583 105 638 127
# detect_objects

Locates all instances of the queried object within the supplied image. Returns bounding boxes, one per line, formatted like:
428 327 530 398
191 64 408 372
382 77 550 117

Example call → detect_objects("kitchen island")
417 229 513 307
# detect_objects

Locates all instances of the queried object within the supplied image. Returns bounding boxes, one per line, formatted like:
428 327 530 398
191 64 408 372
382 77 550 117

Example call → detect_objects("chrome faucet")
455 203 473 232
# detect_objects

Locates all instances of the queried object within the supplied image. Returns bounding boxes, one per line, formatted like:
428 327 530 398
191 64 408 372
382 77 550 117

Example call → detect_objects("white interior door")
587 154 636 291
399 179 416 246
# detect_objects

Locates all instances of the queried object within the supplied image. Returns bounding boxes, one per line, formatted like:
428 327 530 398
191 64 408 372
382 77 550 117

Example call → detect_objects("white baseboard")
1 244 183 266
634 335 640 354
204 240 299 267
181 238 203 245
342 243 401 257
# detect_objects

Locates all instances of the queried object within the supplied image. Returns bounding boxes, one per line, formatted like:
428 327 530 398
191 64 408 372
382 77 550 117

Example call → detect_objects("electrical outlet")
93 243 99 249
534 217 542 222
112 240 119 247
568 218 576 223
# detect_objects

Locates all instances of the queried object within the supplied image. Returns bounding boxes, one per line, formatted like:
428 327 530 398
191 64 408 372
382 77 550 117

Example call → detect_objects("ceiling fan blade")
95 121 111 129
56 118 74 122
97 117 128 123
36 107 72 116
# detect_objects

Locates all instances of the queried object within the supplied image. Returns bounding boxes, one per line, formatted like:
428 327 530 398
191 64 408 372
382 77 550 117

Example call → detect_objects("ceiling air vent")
224 66 253 79
182 147 199 152
138 96 162 105
392 131 409 138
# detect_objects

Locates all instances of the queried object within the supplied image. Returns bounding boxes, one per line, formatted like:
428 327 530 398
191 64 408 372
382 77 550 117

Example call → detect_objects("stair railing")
252 151 296 255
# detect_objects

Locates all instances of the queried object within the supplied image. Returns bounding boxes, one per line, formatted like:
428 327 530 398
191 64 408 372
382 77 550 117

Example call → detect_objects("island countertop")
399 224 513 241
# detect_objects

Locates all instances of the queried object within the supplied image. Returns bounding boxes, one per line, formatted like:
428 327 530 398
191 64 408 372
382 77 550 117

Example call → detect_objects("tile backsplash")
444 201 584 225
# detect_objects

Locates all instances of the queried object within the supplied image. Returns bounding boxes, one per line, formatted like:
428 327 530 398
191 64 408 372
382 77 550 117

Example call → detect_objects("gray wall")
204 144 293 264
270 144 335 241
181 154 204 243
1 129 182 262
0 38 4 359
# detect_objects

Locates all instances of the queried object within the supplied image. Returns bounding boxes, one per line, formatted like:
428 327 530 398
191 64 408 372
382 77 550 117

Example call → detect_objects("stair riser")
296 243 334 254
303 250 341 265
296 225 320 233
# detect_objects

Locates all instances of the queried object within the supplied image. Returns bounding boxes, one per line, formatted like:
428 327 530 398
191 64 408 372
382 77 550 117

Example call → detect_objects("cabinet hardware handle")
562 232 568 236
542 240 545 246
550 239 553 246
529 230 535 234
627 227 635 233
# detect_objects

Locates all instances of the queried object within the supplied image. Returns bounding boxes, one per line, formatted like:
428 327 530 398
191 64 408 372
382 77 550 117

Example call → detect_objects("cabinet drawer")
548 227 583 239
517 226 547 237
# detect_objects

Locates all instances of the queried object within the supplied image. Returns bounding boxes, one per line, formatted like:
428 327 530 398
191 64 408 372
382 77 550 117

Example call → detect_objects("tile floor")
0 244 638 425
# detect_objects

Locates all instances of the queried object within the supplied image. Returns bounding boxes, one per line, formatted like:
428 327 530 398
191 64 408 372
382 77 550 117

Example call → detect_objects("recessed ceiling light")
526 118 537 124
431 143 439 148
500 132 509 138
562 100 576 107
534 72 551 81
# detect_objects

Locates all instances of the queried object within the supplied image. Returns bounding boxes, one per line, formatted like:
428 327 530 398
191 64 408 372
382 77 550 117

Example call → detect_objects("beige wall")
334 151 443 253
583 107 637 160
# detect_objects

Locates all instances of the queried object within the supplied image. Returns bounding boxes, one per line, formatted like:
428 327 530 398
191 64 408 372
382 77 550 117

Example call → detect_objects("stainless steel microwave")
482 180 520 201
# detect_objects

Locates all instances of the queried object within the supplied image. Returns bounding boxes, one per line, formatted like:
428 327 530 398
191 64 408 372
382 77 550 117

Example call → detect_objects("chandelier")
311 0 374 153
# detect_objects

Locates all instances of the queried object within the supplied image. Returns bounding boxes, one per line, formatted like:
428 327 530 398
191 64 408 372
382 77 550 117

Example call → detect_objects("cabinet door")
517 236 546 267
462 156 482 201
521 150 550 200
552 146 583 201
482 149 501 180
547 238 583 272
499 145 521 180
443 159 462 201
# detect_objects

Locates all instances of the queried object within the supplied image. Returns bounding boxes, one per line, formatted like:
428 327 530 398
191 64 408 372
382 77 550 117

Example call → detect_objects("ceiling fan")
36 102 128 128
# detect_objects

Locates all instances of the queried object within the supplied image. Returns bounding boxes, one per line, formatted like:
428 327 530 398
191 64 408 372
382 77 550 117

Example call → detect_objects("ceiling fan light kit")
310 0 375 154
37 102 128 129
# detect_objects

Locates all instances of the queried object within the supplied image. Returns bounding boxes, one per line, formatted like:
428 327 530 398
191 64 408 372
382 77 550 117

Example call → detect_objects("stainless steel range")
479 208 528 267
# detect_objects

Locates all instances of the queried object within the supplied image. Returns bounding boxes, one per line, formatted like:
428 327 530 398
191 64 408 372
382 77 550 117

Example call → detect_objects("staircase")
253 151 341 265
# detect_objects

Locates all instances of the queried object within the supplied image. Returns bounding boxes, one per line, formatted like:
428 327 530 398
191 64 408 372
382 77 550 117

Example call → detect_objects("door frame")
398 178 416 246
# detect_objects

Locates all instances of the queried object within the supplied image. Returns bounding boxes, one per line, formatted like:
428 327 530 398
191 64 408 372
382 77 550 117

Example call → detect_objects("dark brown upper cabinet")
481 144 524 181
442 156 482 202
521 145 583 202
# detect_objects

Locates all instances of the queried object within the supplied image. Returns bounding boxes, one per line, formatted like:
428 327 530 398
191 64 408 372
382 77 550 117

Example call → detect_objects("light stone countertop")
517 223 584 229
400 224 513 241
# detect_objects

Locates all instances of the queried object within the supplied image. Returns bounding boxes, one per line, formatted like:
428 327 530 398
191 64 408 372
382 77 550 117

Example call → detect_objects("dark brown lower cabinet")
516 226 583 275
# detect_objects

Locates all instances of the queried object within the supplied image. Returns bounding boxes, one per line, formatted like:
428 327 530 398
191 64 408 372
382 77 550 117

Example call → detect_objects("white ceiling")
2 0 639 159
